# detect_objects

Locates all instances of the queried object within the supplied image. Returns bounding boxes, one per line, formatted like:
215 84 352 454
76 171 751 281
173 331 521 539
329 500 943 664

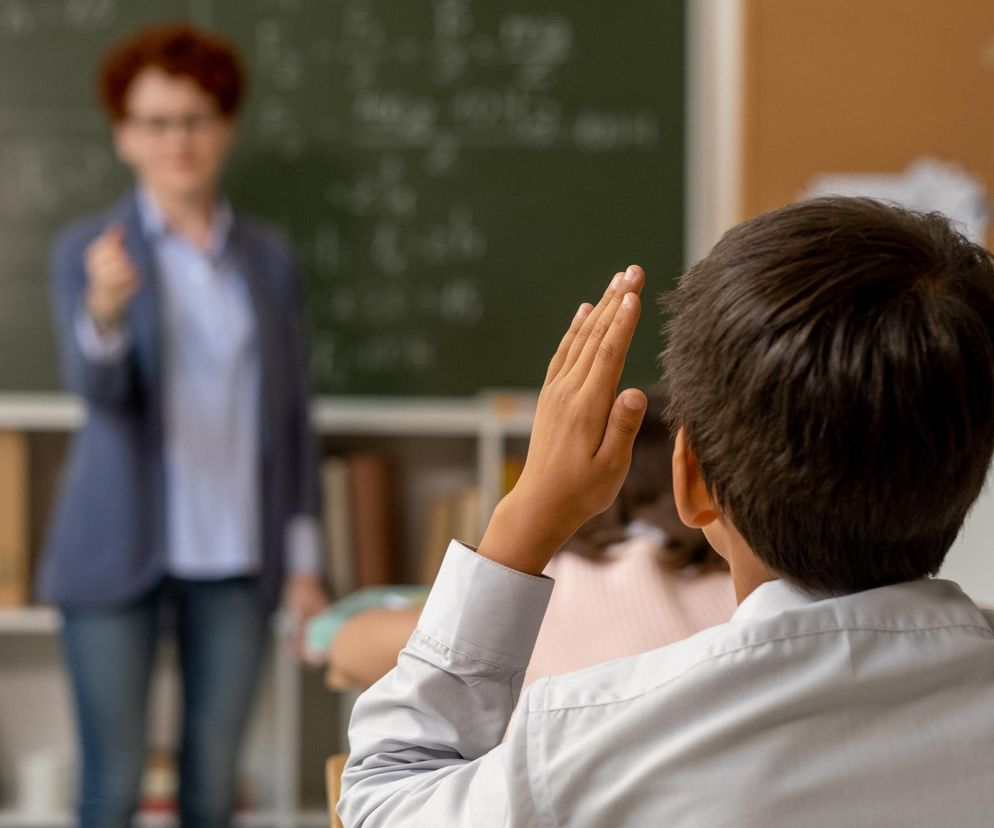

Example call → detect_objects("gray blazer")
38 193 321 612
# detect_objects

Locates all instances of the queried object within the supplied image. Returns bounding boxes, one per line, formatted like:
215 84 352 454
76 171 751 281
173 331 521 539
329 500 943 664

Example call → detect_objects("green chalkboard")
0 0 684 396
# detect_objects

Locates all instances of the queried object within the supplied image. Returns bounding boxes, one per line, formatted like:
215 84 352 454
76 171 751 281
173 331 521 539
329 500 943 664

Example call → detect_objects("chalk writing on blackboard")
0 0 682 394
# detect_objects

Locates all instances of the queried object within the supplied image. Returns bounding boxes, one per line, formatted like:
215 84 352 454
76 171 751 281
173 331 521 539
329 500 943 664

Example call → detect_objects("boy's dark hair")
663 197 994 595
98 22 244 122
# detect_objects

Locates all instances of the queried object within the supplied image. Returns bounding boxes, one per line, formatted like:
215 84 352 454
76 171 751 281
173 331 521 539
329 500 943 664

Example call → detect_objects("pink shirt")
523 532 737 688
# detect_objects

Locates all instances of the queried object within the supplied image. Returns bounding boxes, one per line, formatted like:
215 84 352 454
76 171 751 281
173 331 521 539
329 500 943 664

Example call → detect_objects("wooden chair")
326 753 349 828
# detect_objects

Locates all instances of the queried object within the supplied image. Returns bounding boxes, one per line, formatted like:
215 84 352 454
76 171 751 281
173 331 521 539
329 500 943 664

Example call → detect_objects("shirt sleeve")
74 303 130 363
285 513 322 575
339 541 555 828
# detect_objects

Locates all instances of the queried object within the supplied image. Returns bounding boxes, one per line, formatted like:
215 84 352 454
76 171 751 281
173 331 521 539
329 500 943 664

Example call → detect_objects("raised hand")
479 265 647 575
84 223 141 332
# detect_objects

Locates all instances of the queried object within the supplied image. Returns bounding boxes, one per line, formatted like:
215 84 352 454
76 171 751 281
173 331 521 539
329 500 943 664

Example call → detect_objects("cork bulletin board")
741 0 994 246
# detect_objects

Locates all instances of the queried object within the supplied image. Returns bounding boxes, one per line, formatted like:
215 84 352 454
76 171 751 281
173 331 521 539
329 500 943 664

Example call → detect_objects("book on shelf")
419 485 482 586
419 492 453 587
0 431 29 607
452 486 481 549
28 432 70 577
348 453 398 588
321 452 399 597
322 456 354 600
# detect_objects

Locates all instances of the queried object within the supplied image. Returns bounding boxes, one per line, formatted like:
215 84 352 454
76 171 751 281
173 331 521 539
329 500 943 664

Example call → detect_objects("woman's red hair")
98 22 245 122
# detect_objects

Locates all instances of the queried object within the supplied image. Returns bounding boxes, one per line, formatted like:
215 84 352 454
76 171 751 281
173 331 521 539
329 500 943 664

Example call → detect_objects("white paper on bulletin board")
806 157 989 245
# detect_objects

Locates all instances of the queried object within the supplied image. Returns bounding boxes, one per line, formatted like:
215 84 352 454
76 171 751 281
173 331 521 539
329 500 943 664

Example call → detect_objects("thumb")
597 389 647 464
103 222 126 246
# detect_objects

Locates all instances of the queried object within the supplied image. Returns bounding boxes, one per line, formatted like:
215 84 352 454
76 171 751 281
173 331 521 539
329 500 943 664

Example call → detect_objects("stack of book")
321 452 528 596
417 455 525 586
417 485 482 586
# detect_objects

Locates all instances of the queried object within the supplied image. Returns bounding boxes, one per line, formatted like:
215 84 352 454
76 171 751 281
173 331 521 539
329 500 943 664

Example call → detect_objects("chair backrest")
326 753 349 828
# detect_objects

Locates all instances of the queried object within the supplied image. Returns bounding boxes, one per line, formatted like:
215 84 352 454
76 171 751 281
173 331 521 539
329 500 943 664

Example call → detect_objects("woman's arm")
49 223 139 410
279 245 328 622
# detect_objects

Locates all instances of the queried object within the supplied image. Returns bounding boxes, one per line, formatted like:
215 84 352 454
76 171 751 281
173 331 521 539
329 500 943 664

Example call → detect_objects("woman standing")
38 23 326 828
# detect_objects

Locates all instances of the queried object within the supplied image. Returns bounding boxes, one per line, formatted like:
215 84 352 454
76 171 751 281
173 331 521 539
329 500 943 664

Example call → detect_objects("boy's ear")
672 428 718 528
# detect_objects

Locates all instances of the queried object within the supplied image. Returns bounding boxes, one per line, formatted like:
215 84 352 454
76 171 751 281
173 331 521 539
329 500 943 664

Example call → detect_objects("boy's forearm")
477 491 576 576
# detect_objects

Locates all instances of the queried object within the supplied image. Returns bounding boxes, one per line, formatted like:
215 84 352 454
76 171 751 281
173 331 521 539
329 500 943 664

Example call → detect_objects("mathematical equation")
248 0 660 164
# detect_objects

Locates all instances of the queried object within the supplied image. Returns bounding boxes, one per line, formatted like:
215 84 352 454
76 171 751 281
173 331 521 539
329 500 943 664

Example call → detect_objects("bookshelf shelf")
0 396 83 431
0 393 536 437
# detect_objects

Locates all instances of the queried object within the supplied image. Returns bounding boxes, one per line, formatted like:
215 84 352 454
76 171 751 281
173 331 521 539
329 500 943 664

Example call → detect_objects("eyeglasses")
124 111 222 137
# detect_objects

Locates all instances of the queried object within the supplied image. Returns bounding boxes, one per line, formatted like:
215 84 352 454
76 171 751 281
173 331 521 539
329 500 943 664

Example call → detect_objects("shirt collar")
731 578 830 622
135 186 167 240
134 186 234 261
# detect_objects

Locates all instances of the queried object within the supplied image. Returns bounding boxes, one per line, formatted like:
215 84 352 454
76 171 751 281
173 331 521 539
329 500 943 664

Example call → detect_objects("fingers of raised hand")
565 265 644 388
549 265 645 385
584 290 641 395
555 270 626 379
546 302 594 383
595 389 647 468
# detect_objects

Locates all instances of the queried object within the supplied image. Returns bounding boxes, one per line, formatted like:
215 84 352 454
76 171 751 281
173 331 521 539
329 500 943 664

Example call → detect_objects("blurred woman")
38 23 325 828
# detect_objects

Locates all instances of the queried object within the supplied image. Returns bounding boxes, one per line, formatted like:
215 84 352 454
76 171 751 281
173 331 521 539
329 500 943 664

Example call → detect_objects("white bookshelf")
0 393 534 440
0 391 536 828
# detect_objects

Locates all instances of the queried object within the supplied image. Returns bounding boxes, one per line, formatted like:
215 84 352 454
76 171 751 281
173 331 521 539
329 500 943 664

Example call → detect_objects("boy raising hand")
341 199 994 827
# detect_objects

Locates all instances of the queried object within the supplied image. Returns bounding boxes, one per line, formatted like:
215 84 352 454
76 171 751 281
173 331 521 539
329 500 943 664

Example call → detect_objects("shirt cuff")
75 304 130 362
415 541 555 671
286 514 323 575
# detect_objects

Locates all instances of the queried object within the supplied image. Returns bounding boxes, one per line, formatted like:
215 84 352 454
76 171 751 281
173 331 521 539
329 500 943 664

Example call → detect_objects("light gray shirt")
75 189 320 578
141 188 262 578
342 542 994 827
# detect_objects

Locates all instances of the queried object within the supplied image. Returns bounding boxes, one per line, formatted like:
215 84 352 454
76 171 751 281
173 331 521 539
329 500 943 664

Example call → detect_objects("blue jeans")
60 577 268 828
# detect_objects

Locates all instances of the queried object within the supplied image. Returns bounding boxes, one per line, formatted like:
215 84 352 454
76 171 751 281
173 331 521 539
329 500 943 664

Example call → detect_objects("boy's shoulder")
527 577 992 717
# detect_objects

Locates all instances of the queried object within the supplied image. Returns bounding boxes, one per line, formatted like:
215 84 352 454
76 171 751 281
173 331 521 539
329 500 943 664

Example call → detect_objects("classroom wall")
945 488 994 608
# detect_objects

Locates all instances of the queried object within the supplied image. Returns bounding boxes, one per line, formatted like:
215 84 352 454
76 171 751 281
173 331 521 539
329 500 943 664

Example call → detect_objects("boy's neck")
708 520 777 603
727 553 778 604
